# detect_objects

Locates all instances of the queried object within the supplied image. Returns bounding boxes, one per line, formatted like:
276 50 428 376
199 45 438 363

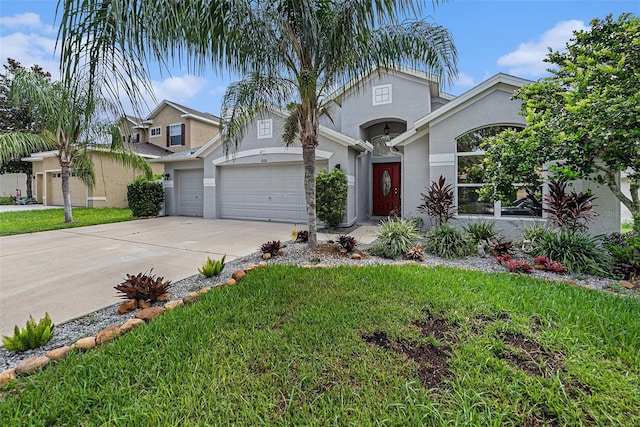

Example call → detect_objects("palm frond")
70 150 96 188
0 132 55 164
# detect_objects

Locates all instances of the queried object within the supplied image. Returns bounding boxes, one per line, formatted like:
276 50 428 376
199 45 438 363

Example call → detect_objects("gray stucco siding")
338 73 432 139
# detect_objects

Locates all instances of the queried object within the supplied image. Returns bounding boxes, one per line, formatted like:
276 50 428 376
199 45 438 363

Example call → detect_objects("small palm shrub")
417 175 456 226
531 229 610 276
115 270 173 302
338 235 357 252
425 224 474 259
2 313 54 352
198 255 226 278
369 218 422 259
463 220 498 244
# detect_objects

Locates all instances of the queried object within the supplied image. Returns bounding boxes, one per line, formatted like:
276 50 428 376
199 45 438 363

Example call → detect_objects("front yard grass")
0 208 136 236
1 265 638 425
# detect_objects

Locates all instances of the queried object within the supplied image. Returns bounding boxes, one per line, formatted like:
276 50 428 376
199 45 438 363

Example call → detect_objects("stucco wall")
338 73 432 139
0 173 28 197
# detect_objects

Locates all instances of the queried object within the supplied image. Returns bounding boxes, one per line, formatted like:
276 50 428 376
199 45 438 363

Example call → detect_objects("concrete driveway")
0 217 294 336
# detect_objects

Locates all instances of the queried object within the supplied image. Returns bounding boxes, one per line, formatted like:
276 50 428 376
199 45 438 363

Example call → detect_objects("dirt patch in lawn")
498 331 564 378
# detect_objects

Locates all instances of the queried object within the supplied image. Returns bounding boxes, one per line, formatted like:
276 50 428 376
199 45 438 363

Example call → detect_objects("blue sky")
0 0 638 117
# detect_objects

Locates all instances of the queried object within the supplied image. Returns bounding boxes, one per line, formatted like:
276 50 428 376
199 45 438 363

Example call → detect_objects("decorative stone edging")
0 263 265 386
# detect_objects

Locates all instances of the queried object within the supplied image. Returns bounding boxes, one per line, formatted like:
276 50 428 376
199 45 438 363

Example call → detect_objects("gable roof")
144 100 220 126
391 73 532 147
124 141 173 157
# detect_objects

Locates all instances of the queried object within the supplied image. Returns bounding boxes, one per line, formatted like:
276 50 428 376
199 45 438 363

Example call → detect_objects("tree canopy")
59 0 458 244
481 13 640 224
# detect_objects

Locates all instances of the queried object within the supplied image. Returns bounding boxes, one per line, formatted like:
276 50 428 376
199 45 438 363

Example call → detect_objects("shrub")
198 255 226 278
520 222 550 253
338 235 357 252
296 230 309 242
369 217 422 259
127 175 165 217
2 313 54 352
531 229 610 276
115 270 173 302
316 168 347 229
0 195 14 205
463 220 498 244
606 234 640 281
543 179 598 232
261 240 281 256
425 224 475 259
417 175 456 226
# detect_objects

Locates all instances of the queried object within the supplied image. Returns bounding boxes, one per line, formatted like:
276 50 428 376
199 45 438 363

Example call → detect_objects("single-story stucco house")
151 67 619 236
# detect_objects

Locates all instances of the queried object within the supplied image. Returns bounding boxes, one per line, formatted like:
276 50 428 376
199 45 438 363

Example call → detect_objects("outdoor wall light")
164 173 171 179
384 123 390 136
335 164 341 169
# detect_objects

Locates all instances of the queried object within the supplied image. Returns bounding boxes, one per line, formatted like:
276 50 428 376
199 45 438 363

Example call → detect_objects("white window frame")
373 84 392 105
257 119 272 139
150 127 161 137
169 124 182 146
129 133 140 143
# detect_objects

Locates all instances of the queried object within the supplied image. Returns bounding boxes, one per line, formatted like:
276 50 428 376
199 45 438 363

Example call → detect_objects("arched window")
456 125 538 217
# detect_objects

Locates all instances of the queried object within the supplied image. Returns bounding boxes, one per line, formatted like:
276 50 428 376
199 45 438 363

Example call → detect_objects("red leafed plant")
502 260 533 273
338 235 357 252
495 254 512 264
261 240 281 256
417 175 456 226
544 260 568 273
534 256 548 264
115 269 172 302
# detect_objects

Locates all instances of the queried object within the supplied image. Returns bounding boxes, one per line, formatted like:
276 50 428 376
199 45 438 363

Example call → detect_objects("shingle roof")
125 142 173 157
165 100 220 122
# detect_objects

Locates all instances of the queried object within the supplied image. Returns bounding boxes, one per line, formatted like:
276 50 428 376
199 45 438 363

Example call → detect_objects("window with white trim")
373 84 392 105
128 133 139 143
150 127 161 137
169 124 183 146
456 126 539 217
257 119 272 139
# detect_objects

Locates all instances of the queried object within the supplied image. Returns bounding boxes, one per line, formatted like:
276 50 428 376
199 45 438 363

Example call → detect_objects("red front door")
372 163 400 216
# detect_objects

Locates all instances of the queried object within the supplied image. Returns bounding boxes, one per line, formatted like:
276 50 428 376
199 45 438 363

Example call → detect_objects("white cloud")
454 72 476 88
151 75 208 103
497 20 589 77
0 13 55 34
210 85 227 96
0 32 60 79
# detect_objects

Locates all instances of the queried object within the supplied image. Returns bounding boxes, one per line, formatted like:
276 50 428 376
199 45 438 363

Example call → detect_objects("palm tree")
7 69 152 222
59 0 457 245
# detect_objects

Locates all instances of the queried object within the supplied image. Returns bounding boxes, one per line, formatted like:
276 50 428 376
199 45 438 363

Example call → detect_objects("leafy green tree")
6 70 152 222
58 0 458 246
0 58 55 196
481 13 640 227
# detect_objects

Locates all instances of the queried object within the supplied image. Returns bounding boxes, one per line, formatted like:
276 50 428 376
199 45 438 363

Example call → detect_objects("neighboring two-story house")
22 101 220 209
154 67 620 236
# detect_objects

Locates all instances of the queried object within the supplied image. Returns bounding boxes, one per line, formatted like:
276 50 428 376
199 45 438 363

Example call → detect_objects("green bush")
531 229 611 276
425 224 475 259
0 195 15 205
127 176 164 217
463 220 498 244
316 168 347 228
369 217 422 259
199 255 226 278
2 313 54 352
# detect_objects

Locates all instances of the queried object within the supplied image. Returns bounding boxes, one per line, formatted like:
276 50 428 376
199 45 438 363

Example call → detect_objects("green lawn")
1 265 638 425
0 208 137 236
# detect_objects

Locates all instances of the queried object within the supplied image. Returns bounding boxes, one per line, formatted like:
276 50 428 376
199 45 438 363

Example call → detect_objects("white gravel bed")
0 239 623 373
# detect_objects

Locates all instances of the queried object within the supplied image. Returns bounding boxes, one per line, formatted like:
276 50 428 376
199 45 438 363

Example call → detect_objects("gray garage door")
220 162 326 222
176 169 204 216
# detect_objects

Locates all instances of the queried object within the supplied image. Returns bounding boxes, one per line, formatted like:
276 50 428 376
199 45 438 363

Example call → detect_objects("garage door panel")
176 169 204 216
220 162 324 223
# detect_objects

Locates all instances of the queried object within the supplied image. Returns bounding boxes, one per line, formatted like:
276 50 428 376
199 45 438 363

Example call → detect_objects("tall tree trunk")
303 141 317 247
61 160 73 222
